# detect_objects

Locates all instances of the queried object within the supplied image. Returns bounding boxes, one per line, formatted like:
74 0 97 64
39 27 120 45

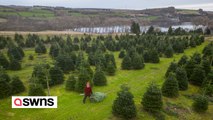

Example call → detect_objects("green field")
139 16 159 21
0 38 212 120
0 8 55 18
177 9 200 15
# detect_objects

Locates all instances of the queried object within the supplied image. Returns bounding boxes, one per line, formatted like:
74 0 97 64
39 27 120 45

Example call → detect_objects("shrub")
106 62 116 76
0 67 11 82
49 66 64 85
175 67 188 90
35 42 47 54
165 45 174 58
93 66 107 86
132 53 145 69
190 65 205 86
150 49 160 63
119 50 125 58
202 59 211 75
28 83 46 96
28 54 34 60
162 73 179 98
165 62 178 77
9 59 21 70
65 75 76 91
112 85 136 119
185 59 196 78
192 95 208 113
0 52 9 69
0 78 11 99
121 54 132 70
7 46 24 61
10 76 25 94
178 55 188 66
191 52 201 64
75 69 91 93
56 54 75 73
142 82 163 112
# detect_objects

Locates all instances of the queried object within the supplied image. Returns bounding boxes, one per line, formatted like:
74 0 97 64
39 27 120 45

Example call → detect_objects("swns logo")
12 96 57 108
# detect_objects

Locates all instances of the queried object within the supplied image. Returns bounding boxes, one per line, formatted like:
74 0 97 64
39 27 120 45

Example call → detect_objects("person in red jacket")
83 81 92 103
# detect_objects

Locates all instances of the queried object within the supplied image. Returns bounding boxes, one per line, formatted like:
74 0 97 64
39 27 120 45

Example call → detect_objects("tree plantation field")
0 32 213 120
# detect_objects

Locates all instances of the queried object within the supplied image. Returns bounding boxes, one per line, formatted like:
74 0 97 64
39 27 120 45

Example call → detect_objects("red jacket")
84 86 92 96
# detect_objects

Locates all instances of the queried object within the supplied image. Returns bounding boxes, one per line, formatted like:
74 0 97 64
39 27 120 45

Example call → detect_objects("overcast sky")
1 0 213 11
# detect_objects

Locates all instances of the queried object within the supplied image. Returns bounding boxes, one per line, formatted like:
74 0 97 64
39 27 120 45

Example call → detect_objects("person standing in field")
83 81 92 103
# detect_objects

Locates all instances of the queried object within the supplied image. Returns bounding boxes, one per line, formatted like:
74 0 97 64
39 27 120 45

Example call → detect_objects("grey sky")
1 0 213 11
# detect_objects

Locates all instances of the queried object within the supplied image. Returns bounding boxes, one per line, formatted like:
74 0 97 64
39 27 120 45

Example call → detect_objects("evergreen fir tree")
203 84 213 96
112 85 136 119
31 64 47 88
0 52 9 69
14 33 25 47
119 50 125 58
49 42 60 58
25 34 36 47
88 53 95 65
7 46 25 61
189 39 196 47
0 78 11 99
56 54 75 73
175 67 188 90
168 26 173 35
178 55 188 66
147 26 155 34
202 42 213 60
93 66 107 86
185 59 196 78
165 45 174 58
162 72 179 98
173 40 184 53
165 62 178 77
150 49 160 63
28 83 46 96
75 64 91 92
0 67 11 82
76 72 90 93
121 54 132 70
65 75 76 91
0 36 7 49
81 60 94 79
76 52 85 69
132 53 145 69
131 21 140 35
106 62 116 76
35 42 47 54
207 70 213 85
204 27 211 35
127 47 137 58
73 37 79 43
190 65 206 86
143 50 151 63
191 52 202 64
192 95 208 113
136 45 144 54
201 59 211 75
10 76 25 94
49 66 64 85
9 59 21 70
28 54 34 60
142 82 163 112
105 53 116 68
